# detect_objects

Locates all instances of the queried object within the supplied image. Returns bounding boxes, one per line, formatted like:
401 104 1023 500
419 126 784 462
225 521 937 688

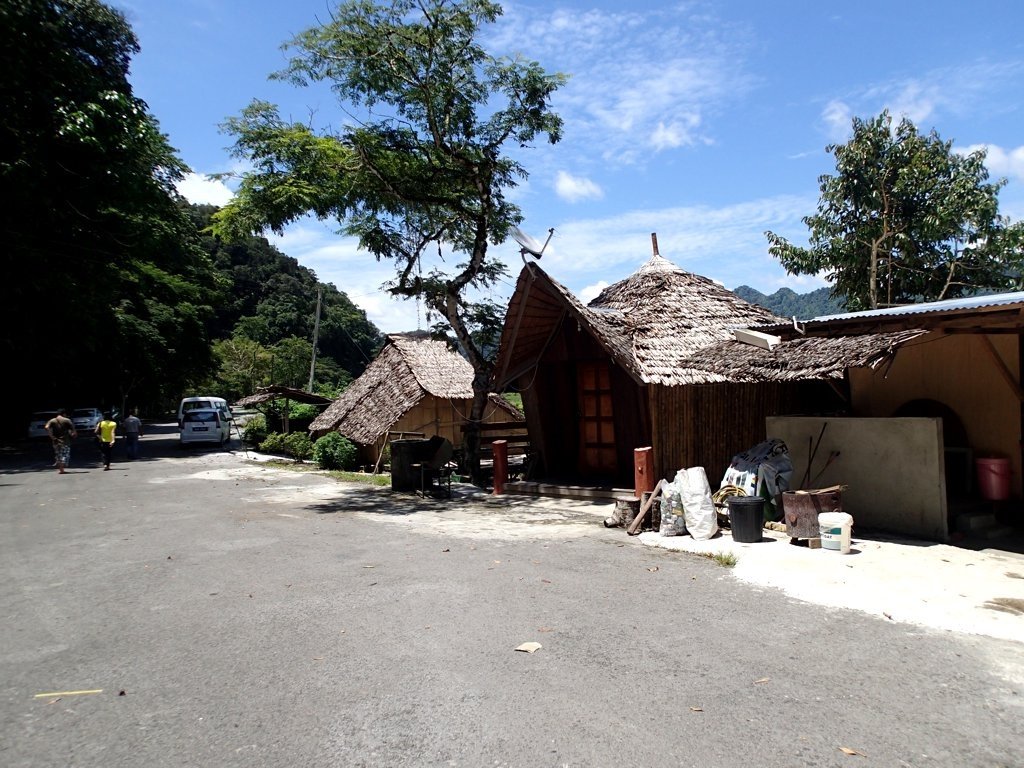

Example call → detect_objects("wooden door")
578 362 616 476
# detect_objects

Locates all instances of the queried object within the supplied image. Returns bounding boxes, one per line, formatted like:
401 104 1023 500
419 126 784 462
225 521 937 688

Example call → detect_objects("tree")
0 0 217 417
213 0 565 481
766 111 1024 311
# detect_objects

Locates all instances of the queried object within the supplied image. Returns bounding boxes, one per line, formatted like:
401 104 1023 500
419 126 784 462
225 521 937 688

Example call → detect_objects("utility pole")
307 286 322 392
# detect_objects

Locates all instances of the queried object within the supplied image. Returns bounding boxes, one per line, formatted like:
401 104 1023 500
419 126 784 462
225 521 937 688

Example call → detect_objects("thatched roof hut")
492 238 924 488
310 332 520 463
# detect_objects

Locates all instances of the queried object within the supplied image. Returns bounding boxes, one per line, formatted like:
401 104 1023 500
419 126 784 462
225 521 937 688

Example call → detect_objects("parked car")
179 408 231 447
177 396 231 427
71 407 103 434
27 410 59 439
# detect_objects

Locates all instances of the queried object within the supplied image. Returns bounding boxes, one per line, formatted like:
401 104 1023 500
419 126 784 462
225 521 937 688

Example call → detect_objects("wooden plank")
461 421 528 432
626 478 665 536
980 334 1024 402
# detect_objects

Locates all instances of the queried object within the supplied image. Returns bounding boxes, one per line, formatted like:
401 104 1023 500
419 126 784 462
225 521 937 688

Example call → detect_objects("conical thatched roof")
494 254 786 387
309 332 518 442
587 253 785 384
492 250 927 387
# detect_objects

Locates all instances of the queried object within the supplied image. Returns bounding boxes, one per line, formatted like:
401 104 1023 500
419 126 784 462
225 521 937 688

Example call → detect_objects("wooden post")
492 440 508 495
633 446 655 499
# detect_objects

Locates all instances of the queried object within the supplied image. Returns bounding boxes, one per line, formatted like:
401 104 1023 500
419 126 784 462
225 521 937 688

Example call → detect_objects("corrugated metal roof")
807 291 1024 323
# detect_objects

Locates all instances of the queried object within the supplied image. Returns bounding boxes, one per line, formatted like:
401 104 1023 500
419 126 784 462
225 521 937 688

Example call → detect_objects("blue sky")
118 0 1024 333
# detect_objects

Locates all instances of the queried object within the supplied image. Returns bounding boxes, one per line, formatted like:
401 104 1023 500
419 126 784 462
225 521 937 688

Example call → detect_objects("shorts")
53 439 71 464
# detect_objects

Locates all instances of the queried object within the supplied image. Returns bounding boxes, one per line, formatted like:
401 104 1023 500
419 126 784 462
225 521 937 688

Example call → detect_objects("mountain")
733 285 846 320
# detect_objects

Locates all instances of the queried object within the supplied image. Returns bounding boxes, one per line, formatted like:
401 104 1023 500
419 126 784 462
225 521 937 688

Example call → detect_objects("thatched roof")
493 250 935 387
588 254 785 384
309 332 520 442
494 254 785 387
235 385 332 408
676 329 929 384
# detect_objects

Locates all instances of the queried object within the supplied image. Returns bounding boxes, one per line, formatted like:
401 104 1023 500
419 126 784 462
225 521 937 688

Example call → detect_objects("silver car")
27 410 59 439
71 407 103 434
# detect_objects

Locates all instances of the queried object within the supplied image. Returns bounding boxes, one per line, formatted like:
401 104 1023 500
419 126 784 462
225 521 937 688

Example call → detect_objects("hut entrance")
578 362 616 476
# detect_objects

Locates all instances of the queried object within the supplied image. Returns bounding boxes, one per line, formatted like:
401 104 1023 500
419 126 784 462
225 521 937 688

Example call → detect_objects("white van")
177 397 231 427
179 408 231 446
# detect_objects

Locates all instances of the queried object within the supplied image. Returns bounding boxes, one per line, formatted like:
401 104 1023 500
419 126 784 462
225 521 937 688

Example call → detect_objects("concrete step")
956 511 998 532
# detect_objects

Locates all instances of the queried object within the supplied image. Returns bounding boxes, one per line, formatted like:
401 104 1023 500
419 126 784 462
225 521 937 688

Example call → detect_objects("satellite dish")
512 226 555 262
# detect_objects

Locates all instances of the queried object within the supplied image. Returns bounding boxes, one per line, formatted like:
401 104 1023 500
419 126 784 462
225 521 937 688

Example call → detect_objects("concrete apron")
639 525 1024 644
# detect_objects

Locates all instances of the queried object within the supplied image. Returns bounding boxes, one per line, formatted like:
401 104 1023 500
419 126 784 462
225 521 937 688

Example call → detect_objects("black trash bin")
727 496 765 543
390 439 432 492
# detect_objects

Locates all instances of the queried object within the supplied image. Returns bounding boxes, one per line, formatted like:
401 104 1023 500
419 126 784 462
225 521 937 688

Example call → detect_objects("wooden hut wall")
648 381 840 485
610 364 651 486
512 316 650 483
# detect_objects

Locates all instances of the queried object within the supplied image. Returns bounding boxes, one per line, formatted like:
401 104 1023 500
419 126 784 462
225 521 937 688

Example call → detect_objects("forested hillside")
189 204 384 402
733 285 846 319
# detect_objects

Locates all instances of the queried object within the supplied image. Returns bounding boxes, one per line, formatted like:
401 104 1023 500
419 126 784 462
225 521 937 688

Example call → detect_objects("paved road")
1 429 1022 767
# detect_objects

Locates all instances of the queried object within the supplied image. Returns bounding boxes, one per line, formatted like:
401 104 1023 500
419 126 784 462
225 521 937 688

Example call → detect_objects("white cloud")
554 171 603 203
528 193 817 298
960 143 1024 182
821 99 853 141
578 280 608 304
176 172 234 206
823 60 1024 141
271 220 443 334
492 5 750 166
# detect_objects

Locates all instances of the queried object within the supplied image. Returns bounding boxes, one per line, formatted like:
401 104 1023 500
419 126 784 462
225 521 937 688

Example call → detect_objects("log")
612 496 640 527
627 479 665 536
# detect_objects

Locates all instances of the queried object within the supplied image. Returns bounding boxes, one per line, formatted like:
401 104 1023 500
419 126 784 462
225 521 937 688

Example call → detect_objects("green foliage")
733 286 846 319
242 414 268 446
259 430 314 461
189 203 383 391
766 111 1024 310
312 432 359 470
0 0 217 414
258 432 288 454
283 432 313 461
214 0 566 482
502 392 524 412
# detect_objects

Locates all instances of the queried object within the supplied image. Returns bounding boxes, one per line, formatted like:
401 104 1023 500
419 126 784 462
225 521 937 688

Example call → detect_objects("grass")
251 459 392 486
693 550 738 568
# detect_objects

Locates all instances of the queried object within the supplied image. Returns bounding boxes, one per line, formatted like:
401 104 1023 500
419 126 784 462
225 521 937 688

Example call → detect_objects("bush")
258 431 313 461
243 414 268 446
284 432 313 462
312 432 359 471
259 432 287 455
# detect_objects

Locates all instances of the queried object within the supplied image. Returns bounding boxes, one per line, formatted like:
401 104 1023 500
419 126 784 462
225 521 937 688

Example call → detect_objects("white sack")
678 466 718 540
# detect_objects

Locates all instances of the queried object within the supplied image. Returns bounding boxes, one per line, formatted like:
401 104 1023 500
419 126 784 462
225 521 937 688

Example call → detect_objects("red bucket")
976 457 1011 501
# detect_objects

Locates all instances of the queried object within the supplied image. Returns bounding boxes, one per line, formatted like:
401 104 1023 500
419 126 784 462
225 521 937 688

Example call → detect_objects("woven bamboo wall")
649 381 839 485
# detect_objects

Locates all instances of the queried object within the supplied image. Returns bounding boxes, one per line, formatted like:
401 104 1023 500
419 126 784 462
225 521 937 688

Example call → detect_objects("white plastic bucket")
818 512 853 554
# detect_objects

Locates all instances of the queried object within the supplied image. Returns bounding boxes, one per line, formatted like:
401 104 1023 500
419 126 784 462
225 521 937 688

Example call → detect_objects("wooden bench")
461 421 532 480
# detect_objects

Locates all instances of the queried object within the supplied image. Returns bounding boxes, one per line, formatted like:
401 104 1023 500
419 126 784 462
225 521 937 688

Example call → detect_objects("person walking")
45 408 77 474
95 411 117 471
122 408 143 460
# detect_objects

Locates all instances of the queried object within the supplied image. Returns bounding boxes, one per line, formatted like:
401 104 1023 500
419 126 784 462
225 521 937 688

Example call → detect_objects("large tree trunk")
441 289 495 487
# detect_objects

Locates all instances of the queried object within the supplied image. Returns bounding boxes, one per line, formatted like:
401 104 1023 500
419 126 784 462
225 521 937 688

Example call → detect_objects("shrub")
283 432 313 461
243 414 268 446
258 432 288 455
259 431 313 461
312 432 359 470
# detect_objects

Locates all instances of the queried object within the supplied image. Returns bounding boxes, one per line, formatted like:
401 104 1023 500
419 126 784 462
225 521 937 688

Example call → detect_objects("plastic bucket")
976 457 1011 501
727 496 765 543
818 512 853 553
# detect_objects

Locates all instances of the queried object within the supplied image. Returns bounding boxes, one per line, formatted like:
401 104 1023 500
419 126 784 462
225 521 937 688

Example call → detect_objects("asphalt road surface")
1 427 1022 767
